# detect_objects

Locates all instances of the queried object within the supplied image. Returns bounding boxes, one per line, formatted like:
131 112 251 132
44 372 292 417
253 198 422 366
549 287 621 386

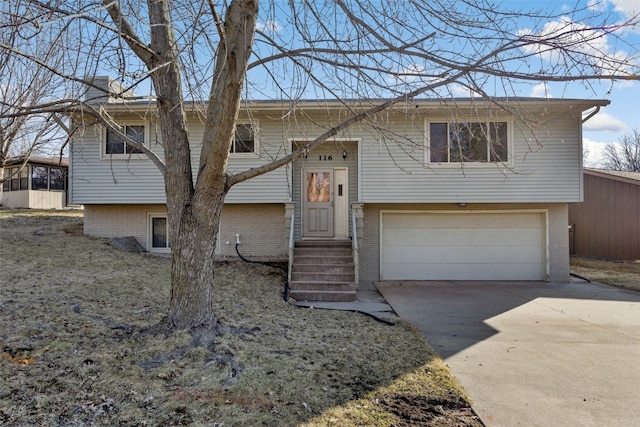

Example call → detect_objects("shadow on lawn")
0 210 482 425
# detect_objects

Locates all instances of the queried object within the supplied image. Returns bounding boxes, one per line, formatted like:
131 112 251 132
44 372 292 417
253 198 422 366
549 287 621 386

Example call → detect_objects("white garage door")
381 212 545 280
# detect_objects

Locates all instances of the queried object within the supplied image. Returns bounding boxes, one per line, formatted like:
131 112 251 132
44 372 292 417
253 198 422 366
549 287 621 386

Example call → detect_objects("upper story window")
230 123 257 154
428 121 509 164
105 124 145 156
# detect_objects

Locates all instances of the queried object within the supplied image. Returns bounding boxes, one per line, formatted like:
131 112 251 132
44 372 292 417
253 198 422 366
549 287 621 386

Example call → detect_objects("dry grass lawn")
0 209 481 426
571 257 640 292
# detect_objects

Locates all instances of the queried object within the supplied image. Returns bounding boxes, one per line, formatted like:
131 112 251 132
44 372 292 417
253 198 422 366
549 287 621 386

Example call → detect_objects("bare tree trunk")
167 193 224 329
139 0 215 329
149 0 257 330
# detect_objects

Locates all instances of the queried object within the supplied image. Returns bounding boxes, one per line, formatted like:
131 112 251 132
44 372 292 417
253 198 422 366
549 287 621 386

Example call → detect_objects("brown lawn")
571 257 640 292
0 209 481 426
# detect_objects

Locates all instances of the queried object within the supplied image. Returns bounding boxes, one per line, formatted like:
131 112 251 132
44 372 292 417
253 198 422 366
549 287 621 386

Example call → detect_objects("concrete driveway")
376 280 640 427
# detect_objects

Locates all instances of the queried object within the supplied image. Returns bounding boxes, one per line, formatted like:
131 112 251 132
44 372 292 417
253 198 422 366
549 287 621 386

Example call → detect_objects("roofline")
81 97 610 114
584 168 640 186
4 157 69 168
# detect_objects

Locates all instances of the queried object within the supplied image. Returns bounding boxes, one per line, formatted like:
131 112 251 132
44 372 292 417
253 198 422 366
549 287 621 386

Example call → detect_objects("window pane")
9 168 19 191
152 217 168 248
32 166 49 190
126 125 145 154
306 172 331 202
235 138 255 153
450 122 488 162
106 125 146 155
490 122 508 162
50 168 65 190
430 123 448 162
19 168 28 190
2 169 8 191
233 124 255 153
106 129 125 154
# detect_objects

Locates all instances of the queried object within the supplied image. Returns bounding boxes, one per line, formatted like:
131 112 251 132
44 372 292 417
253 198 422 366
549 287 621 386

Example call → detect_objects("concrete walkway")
376 280 640 427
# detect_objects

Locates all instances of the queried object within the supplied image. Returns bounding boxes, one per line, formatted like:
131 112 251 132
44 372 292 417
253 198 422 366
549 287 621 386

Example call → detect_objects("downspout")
582 106 601 124
568 104 601 283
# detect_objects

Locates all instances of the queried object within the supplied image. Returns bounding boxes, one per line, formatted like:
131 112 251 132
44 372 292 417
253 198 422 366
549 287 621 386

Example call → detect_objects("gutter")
582 106 601 123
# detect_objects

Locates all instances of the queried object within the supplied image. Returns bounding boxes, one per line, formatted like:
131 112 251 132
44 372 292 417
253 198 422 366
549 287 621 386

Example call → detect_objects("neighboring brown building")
569 168 640 260
0 157 68 209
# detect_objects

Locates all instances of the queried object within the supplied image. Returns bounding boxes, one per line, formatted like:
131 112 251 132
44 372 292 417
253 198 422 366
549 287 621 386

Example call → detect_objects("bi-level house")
69 77 608 301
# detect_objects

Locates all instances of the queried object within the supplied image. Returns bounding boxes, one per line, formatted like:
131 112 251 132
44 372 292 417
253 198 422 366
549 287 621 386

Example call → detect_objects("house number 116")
319 155 333 161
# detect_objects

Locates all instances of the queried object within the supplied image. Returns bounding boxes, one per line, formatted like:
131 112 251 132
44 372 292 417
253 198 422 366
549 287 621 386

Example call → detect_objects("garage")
381 211 546 280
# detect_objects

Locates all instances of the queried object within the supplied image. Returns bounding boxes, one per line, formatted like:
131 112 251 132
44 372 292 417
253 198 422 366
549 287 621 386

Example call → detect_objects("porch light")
342 150 347 160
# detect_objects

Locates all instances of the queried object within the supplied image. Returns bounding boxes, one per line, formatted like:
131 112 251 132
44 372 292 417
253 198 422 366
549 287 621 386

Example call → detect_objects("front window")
105 125 145 155
429 121 508 163
230 123 256 154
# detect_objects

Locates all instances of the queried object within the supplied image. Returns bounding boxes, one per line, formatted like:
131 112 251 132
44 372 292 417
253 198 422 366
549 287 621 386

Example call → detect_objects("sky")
248 0 640 167
89 0 639 167
517 0 640 167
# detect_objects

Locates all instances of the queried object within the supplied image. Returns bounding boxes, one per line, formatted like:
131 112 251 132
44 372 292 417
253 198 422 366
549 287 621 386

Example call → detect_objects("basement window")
149 215 170 252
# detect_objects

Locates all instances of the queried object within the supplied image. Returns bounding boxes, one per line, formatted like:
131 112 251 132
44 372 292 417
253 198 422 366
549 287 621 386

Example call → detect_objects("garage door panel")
383 228 543 247
382 262 544 281
383 212 542 230
381 212 545 281
383 244 543 264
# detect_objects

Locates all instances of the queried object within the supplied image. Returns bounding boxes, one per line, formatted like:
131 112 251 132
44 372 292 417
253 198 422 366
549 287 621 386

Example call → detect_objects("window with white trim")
104 124 146 156
230 123 257 154
149 214 170 252
148 214 220 254
428 121 509 163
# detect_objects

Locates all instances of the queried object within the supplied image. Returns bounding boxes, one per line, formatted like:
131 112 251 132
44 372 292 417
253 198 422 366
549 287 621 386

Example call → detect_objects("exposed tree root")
69 305 252 385
70 303 135 335
136 319 245 385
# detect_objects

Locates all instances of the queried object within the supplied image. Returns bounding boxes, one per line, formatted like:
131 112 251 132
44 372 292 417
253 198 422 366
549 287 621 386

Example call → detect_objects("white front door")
303 169 334 237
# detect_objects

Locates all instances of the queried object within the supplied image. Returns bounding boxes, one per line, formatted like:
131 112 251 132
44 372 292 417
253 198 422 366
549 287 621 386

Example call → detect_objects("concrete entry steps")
289 240 357 302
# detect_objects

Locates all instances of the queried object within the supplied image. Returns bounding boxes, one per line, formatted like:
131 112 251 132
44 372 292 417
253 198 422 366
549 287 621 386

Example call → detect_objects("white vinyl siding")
70 122 166 204
71 103 586 205
381 211 546 280
70 114 290 204
360 116 583 203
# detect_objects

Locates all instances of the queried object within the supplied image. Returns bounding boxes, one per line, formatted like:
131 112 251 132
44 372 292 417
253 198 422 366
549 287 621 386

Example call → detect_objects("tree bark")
147 0 257 329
